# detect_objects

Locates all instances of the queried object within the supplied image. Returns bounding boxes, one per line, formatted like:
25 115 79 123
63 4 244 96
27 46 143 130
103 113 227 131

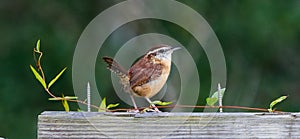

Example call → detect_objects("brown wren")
103 44 181 112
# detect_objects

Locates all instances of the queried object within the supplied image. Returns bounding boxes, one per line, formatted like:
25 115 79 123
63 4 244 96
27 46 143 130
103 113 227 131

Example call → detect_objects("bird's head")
146 44 181 60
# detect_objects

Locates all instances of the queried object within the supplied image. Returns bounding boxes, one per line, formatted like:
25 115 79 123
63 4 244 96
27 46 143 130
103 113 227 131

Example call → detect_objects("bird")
103 44 181 112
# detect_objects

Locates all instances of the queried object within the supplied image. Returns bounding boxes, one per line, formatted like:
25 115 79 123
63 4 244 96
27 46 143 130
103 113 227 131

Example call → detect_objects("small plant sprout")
107 103 120 109
151 100 173 106
33 40 43 75
30 65 67 90
31 40 122 112
30 40 78 111
30 40 67 92
268 95 288 112
49 95 78 112
206 84 226 112
98 97 107 112
62 97 69 112
98 97 119 112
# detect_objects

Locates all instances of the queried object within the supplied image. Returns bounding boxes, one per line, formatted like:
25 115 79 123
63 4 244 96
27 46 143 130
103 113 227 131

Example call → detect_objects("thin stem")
68 99 99 110
45 87 101 110
108 105 282 113
32 47 103 111
44 85 282 113
158 105 271 112
34 49 46 80
44 86 284 113
45 88 57 98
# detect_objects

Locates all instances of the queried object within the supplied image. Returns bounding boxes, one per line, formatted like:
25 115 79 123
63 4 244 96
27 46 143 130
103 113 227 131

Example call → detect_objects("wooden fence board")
38 111 300 138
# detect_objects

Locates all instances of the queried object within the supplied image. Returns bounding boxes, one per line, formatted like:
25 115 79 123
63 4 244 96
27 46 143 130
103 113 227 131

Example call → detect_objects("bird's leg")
130 94 139 112
145 97 161 112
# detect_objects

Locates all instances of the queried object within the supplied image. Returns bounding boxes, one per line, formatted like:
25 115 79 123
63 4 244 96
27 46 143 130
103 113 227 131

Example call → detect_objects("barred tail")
102 56 128 78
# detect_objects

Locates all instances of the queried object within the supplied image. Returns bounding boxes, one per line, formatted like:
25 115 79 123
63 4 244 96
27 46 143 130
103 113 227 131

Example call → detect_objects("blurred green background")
1 0 300 138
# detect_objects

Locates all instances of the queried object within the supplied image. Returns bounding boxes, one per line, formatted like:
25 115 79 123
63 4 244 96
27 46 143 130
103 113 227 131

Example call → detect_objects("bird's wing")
129 57 162 88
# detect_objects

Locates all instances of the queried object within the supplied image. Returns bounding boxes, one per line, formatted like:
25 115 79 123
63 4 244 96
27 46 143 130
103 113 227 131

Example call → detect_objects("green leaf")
206 88 226 106
268 95 288 112
48 67 67 89
36 39 41 52
59 94 70 112
48 97 63 101
142 108 153 113
48 96 77 101
107 103 119 109
98 97 106 112
30 65 47 89
151 100 173 106
64 96 78 100
62 99 70 112
211 88 226 98
206 97 218 106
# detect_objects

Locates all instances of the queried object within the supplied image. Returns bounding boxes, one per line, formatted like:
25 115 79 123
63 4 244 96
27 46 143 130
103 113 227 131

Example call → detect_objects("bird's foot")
141 107 161 113
127 109 140 113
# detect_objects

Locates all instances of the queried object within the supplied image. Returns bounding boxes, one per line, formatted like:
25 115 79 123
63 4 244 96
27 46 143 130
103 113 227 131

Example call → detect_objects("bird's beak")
171 46 181 51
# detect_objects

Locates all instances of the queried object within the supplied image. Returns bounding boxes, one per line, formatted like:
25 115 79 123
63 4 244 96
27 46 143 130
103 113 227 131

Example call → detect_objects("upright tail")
102 56 128 78
103 57 137 110
102 56 130 92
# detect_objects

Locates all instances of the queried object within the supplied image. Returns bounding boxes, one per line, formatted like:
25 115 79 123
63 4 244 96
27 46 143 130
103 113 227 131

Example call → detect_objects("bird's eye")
149 53 156 57
158 49 165 53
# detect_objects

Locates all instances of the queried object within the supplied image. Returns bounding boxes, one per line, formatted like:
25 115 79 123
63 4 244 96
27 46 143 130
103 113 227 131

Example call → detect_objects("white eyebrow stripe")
147 47 170 54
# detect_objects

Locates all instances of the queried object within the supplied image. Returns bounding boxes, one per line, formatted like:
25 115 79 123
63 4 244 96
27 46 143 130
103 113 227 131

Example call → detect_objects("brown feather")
102 56 127 77
129 56 162 89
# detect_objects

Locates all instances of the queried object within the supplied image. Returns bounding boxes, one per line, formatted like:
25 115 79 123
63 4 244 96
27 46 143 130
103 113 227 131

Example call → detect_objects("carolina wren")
103 44 181 112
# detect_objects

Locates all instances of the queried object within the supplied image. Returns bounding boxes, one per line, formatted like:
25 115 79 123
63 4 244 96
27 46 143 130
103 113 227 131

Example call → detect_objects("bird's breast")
131 59 171 98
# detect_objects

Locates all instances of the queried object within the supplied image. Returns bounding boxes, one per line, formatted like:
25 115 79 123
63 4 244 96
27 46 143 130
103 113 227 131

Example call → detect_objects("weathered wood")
38 111 300 138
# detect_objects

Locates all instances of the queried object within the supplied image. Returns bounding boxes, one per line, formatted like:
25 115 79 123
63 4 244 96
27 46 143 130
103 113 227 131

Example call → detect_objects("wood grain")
38 111 300 138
